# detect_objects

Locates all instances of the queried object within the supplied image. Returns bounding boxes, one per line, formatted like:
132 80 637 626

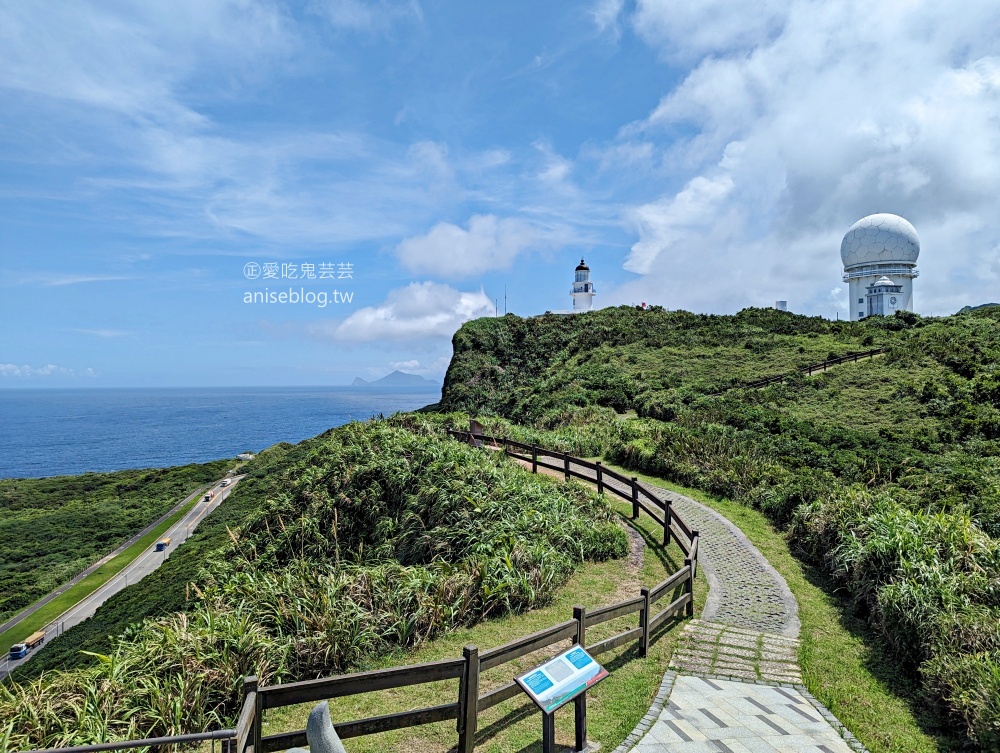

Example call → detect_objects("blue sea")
0 387 441 479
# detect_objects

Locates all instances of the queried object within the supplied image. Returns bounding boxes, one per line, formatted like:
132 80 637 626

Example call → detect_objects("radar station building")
571 259 596 312
841 213 919 321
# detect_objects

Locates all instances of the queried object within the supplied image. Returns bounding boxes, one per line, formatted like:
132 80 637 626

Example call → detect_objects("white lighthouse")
570 259 596 312
841 214 920 321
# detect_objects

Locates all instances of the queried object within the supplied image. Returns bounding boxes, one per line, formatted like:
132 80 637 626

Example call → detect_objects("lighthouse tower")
570 259 596 312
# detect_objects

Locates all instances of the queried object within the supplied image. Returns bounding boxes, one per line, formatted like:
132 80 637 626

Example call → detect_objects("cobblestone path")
517 450 865 753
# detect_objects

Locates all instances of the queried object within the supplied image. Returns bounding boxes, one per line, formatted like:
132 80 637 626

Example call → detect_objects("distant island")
351 370 437 387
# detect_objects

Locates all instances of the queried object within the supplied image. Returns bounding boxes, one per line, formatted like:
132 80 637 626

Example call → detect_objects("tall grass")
0 419 627 750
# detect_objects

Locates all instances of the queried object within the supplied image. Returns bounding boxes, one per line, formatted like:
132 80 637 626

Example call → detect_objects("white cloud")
613 0 1000 315
396 214 551 278
631 0 788 62
591 0 626 38
625 172 734 274
0 363 96 378
329 282 494 342
390 359 421 370
44 275 135 287
312 0 423 32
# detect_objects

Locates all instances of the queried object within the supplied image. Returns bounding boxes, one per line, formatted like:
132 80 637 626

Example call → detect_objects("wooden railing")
448 430 700 560
237 561 695 753
711 347 885 395
25 436 700 753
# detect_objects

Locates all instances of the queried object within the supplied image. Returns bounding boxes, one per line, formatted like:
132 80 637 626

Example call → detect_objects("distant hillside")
0 460 231 624
352 369 436 387
441 306 892 421
957 302 1000 313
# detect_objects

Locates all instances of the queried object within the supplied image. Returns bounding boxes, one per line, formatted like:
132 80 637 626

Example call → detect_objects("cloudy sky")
2 0 998 387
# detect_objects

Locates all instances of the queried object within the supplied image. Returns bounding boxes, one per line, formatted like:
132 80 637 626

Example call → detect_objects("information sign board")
515 645 608 713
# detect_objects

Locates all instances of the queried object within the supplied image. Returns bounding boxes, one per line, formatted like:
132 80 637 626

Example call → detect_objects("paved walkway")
497 443 867 752
606 482 868 753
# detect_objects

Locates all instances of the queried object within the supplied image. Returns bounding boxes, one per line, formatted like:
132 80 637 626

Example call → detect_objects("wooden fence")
710 347 885 395
448 430 700 559
26 438 700 753
229 435 700 753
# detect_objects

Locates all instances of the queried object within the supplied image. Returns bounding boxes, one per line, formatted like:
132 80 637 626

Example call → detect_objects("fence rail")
23 436 700 753
449 429 700 558
712 347 885 395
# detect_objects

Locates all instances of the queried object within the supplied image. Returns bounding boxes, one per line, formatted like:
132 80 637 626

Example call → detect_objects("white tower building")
841 213 919 321
864 276 905 318
570 258 596 312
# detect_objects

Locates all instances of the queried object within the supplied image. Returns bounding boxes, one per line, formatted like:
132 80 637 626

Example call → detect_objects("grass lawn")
255 489 707 753
598 460 963 753
0 490 204 656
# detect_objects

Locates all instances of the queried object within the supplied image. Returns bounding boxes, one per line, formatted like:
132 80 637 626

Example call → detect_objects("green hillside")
0 460 231 624
440 305 1000 749
1 418 626 749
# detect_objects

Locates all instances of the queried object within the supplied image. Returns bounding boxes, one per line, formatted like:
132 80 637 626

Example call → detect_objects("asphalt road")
0 476 243 679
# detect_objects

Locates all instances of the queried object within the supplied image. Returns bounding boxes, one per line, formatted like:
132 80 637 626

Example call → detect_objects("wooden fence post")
631 477 639 520
531 445 538 474
503 437 510 456
564 453 570 481
572 606 587 753
691 531 700 576
239 675 258 753
458 645 480 753
663 500 672 547
639 588 650 658
595 462 604 495
684 559 694 617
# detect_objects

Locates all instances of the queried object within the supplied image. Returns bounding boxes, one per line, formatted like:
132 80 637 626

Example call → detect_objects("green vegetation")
440 305 1000 749
0 493 199 655
262 491 705 753
0 418 627 749
0 460 231 624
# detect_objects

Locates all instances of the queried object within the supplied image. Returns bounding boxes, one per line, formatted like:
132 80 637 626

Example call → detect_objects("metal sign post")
542 710 556 753
515 645 608 753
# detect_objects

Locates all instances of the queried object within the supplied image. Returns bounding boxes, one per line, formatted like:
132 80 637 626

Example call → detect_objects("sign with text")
515 645 608 713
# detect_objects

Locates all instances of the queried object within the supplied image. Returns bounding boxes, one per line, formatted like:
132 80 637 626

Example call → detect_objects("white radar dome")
840 213 920 268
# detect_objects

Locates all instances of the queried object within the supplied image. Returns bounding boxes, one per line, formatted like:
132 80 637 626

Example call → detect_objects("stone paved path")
671 620 800 684
628 674 855 753
497 445 867 752
607 482 867 753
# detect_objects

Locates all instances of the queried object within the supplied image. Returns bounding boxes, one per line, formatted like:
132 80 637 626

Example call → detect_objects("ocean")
0 386 441 479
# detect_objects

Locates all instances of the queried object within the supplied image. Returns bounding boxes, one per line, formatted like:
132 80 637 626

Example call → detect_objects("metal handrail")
23 729 236 753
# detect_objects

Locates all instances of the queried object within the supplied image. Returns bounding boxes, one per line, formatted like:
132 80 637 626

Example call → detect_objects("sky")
2 0 999 388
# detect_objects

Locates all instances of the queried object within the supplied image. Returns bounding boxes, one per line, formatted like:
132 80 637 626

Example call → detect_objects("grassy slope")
0 460 232 623
9 449 283 681
3 421 634 750
0 494 200 653
258 491 705 753
439 306 1000 749
440 307 886 420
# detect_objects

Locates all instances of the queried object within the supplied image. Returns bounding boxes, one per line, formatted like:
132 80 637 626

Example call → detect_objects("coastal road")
0 476 243 680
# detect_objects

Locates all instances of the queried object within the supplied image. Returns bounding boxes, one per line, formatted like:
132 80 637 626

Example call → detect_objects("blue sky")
3 0 1000 387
